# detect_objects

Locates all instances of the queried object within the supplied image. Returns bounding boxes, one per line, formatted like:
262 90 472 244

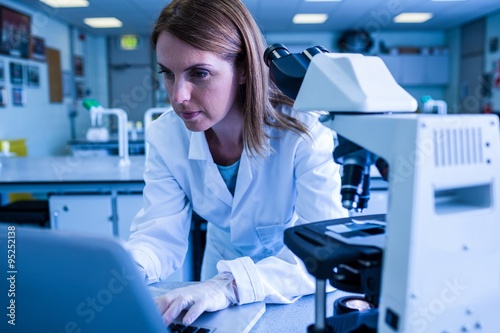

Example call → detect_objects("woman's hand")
155 272 238 326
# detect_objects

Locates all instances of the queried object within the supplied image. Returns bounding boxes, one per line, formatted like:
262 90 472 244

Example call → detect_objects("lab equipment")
0 141 14 168
421 95 448 114
266 44 500 332
0 141 15 157
265 43 414 212
0 141 15 169
84 99 110 142
82 99 130 167
128 120 139 141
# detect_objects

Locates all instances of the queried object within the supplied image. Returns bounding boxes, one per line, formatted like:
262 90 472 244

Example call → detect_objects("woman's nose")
171 79 191 105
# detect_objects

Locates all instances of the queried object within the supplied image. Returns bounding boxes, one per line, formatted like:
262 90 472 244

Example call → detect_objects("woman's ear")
238 64 247 85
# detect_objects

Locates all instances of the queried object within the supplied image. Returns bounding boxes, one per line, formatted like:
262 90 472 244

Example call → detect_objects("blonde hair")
152 0 309 156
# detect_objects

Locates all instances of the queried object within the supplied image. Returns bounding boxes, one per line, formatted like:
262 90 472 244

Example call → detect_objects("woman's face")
156 31 245 132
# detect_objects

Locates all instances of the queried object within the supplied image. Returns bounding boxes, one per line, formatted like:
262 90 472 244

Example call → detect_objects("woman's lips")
180 111 201 120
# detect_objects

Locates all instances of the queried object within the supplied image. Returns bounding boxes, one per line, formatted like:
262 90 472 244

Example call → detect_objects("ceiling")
13 0 500 36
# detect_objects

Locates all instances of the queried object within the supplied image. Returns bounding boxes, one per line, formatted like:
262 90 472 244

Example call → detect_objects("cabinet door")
117 194 143 241
425 55 449 85
401 55 426 85
379 54 449 86
50 194 113 236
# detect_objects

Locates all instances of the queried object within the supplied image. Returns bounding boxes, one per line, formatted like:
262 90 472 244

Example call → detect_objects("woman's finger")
160 295 193 325
182 301 207 326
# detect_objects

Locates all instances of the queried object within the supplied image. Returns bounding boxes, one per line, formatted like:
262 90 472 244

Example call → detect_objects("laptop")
0 225 265 333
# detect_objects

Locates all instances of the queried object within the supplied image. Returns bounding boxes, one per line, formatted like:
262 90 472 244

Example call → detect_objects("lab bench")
0 155 146 250
0 155 193 281
154 282 355 333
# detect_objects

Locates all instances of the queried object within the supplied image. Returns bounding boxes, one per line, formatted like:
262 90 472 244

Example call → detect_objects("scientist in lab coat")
127 0 348 326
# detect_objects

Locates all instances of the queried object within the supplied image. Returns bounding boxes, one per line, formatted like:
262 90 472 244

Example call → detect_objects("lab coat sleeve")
217 249 317 305
218 119 348 304
126 139 192 284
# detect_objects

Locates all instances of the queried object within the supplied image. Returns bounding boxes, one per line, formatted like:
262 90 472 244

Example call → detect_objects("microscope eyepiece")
303 45 329 60
264 43 329 100
263 43 290 66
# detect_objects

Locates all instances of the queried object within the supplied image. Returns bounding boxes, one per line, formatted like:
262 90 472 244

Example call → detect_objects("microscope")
265 44 500 332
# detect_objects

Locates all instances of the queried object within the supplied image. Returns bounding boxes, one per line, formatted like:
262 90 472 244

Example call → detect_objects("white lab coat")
127 105 348 305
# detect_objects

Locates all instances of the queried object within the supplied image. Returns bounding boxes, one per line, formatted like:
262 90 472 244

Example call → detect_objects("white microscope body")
294 53 500 332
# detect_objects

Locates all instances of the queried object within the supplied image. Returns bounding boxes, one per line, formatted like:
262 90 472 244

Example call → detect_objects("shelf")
378 54 450 86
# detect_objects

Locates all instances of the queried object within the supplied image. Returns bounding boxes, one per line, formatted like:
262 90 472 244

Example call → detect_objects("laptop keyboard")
168 323 212 333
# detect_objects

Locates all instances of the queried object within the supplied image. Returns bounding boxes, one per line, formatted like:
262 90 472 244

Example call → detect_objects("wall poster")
0 6 31 58
31 36 46 61
0 87 6 107
27 65 40 87
74 55 84 77
0 60 4 82
9 62 23 85
12 87 25 106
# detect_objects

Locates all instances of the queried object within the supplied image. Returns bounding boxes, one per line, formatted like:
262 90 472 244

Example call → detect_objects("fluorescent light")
40 0 89 8
84 17 123 28
293 14 328 24
393 13 433 23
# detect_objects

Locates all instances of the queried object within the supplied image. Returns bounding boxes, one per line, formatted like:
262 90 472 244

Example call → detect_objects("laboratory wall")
485 10 500 113
0 0 107 156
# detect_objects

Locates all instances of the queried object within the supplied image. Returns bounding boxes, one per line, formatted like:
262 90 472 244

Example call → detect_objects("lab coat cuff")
217 257 265 305
128 246 161 284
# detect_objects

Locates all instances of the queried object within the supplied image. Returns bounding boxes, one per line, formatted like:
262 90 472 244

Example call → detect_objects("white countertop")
0 155 146 183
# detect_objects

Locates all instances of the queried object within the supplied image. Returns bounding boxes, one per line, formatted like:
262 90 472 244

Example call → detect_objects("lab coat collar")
188 131 209 161
188 131 233 206
233 149 253 206
186 130 271 209
187 127 273 160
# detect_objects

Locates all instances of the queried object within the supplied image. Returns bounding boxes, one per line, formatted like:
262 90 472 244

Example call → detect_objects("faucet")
83 99 130 167
143 107 173 161
421 95 448 115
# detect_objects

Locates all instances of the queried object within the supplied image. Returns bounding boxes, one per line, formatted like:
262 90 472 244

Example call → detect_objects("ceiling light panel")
393 13 433 23
40 0 89 8
293 14 328 24
84 17 123 28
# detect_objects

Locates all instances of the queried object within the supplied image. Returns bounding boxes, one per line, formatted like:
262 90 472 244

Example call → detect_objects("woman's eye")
192 70 209 78
158 69 174 79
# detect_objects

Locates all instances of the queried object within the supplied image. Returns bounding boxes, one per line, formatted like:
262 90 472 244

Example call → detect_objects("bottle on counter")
128 121 138 141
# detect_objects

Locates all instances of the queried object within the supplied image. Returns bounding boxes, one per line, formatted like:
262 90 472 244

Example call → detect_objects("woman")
127 0 347 326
